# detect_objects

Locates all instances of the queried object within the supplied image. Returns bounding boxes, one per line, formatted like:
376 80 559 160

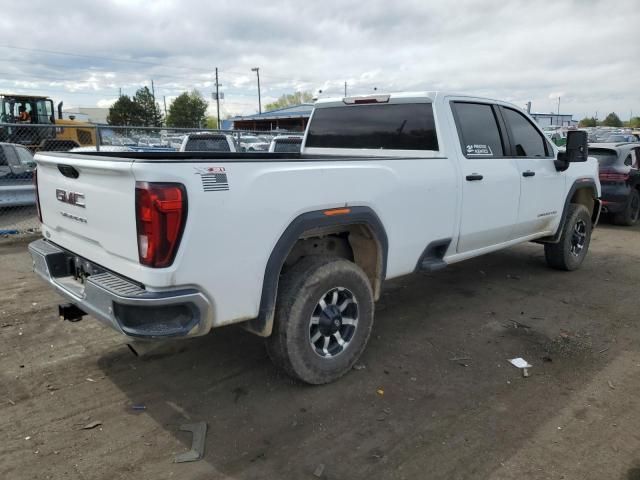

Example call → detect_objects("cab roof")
313 91 504 109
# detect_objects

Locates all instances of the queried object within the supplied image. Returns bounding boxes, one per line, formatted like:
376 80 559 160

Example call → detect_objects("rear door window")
501 107 551 158
306 103 439 151
632 148 640 169
451 102 504 157
0 145 13 177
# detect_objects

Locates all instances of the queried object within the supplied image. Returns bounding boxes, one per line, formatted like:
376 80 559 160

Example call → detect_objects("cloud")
0 0 637 118
96 98 117 108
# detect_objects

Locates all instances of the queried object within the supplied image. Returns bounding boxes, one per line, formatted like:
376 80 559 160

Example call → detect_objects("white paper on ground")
509 357 532 369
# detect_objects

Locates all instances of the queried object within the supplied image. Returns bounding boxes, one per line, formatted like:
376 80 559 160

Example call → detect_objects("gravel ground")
1 223 639 480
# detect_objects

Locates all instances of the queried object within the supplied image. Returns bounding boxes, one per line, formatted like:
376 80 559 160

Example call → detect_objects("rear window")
184 136 230 152
590 148 619 168
306 103 439 151
452 102 504 157
274 138 302 153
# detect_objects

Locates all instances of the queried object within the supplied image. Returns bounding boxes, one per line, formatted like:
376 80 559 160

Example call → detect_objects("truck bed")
64 151 430 162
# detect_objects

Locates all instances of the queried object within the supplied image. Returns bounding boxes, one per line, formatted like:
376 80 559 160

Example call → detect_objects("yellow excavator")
0 94 97 151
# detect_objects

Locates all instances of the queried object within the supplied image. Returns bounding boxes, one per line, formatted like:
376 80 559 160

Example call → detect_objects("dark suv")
0 142 36 207
590 143 640 225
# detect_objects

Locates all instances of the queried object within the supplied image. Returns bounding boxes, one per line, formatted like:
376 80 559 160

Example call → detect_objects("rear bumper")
600 185 631 213
28 239 212 339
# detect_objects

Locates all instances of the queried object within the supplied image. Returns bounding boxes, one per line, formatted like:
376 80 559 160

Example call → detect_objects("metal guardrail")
0 123 302 237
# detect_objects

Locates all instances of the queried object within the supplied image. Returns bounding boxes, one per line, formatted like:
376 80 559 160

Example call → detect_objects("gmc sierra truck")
29 92 601 384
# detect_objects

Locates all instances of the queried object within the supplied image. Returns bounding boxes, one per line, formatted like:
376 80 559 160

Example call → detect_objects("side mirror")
555 130 588 171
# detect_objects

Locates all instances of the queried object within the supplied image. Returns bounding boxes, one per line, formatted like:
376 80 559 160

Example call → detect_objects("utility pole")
215 67 221 129
151 79 155 100
251 67 261 114
119 87 122 97
557 96 561 116
344 81 347 97
163 96 168 118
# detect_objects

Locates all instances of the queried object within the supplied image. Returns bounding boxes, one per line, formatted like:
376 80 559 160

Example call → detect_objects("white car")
29 91 601 384
179 133 236 152
239 135 269 152
268 135 303 153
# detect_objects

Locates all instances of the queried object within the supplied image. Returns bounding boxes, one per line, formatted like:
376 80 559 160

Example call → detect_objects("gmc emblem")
56 189 86 208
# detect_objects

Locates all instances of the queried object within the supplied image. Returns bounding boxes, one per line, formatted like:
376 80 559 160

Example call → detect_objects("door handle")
465 174 484 181
522 170 536 177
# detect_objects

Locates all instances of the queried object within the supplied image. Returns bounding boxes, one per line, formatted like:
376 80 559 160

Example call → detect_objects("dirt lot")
1 224 639 480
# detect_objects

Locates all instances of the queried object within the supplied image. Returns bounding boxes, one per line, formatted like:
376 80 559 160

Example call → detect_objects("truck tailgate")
35 153 138 265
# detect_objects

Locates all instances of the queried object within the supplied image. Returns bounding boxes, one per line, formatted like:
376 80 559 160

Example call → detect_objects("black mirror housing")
555 130 588 171
565 130 588 162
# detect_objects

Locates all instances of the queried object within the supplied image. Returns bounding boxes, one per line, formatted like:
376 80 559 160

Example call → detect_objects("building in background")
63 107 109 124
228 104 314 131
529 112 577 128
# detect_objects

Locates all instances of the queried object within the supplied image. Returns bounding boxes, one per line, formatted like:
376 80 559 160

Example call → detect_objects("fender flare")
244 206 388 337
541 178 600 244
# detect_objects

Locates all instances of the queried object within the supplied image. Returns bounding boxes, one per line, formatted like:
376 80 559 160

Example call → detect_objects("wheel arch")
540 179 600 244
244 206 388 337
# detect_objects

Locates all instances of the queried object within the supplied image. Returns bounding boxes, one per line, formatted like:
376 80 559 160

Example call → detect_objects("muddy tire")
266 256 374 384
613 189 640 226
544 204 592 271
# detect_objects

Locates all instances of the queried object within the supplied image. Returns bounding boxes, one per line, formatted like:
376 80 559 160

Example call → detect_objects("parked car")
0 142 36 207
179 132 237 152
137 137 164 148
603 134 637 143
590 142 640 225
239 135 269 152
29 91 600 384
269 134 303 153
163 135 185 150
112 137 137 147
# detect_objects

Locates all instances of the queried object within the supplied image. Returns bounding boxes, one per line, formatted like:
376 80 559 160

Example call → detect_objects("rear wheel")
266 256 374 384
544 204 592 271
613 189 640 226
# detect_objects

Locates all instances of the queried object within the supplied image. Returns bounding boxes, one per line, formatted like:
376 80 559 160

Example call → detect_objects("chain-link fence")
0 123 303 237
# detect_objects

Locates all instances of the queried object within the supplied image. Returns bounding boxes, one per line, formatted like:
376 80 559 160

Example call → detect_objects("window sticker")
466 144 493 156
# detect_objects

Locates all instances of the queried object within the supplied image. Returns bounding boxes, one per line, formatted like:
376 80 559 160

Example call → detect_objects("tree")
601 112 623 127
107 86 163 126
107 95 143 126
134 87 163 127
166 90 209 128
264 91 313 112
629 117 640 129
205 115 219 129
578 117 597 128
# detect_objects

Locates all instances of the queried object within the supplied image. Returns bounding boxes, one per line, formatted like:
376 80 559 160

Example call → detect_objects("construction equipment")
0 94 97 151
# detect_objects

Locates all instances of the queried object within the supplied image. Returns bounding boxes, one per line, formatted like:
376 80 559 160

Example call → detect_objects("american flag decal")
200 172 229 192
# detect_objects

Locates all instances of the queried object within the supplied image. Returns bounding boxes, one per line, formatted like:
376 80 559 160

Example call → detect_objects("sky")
0 0 638 120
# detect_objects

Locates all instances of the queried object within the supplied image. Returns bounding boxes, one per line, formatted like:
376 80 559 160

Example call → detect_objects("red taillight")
33 168 42 223
135 182 187 268
599 172 629 182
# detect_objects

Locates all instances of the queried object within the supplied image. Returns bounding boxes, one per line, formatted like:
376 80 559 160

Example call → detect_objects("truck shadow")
96 243 624 479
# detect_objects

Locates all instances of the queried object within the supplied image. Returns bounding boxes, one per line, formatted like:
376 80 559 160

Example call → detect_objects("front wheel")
544 204 592 271
266 256 374 384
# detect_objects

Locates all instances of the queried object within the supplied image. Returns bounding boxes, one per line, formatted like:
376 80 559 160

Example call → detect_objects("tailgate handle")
58 164 79 179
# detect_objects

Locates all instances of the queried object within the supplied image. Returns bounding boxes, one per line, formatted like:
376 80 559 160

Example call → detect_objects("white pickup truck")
29 92 601 384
